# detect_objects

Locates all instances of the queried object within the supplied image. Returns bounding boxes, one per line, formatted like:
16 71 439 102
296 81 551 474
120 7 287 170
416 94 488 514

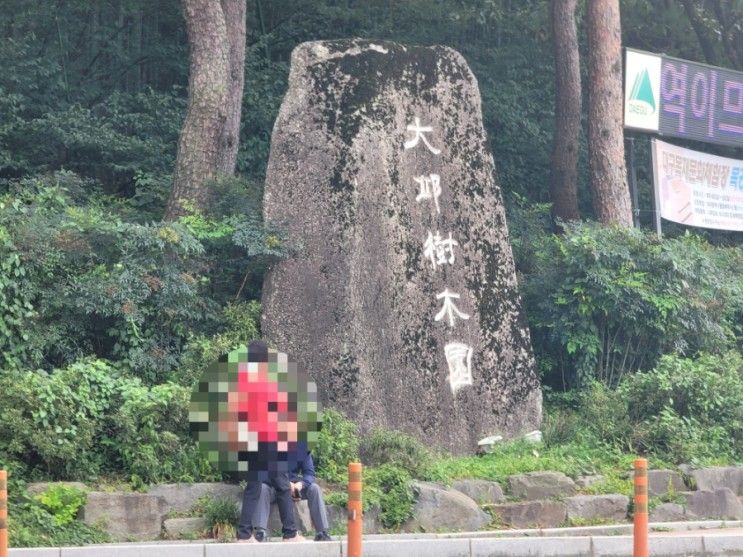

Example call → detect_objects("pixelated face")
189 342 322 479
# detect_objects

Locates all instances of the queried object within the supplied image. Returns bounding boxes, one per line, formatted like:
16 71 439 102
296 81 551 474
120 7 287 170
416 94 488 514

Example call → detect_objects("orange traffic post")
633 458 648 557
347 462 363 557
0 470 7 557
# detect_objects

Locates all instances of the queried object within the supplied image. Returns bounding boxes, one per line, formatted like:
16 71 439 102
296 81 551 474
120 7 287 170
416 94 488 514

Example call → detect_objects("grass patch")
428 440 635 486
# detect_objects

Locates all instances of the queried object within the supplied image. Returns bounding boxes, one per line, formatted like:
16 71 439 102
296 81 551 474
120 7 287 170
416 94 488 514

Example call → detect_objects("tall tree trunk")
164 0 230 220
549 0 581 222
711 0 743 70
586 0 633 226
132 8 143 92
215 0 246 176
681 0 721 66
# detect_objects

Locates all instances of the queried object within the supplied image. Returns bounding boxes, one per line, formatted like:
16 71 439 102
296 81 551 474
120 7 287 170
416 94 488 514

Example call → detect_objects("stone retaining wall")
24 465 743 541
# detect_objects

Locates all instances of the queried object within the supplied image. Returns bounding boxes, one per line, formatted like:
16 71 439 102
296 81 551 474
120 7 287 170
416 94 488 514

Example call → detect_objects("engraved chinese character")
423 231 458 270
445 342 473 393
434 288 470 328
414 174 441 213
404 117 441 154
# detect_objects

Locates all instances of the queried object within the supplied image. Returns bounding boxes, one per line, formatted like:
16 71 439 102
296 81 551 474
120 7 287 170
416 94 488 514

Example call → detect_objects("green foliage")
313 408 360 483
178 301 262 387
0 223 34 369
524 222 743 388
361 428 435 479
549 352 743 464
2 467 108 548
429 433 639 489
9 500 110 548
364 464 415 529
0 359 115 479
108 380 219 488
34 485 87 526
0 358 218 484
200 496 239 541
618 352 743 462
0 178 280 381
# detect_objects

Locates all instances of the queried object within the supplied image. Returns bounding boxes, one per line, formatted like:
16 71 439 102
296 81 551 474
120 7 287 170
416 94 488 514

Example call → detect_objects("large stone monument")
261 39 541 453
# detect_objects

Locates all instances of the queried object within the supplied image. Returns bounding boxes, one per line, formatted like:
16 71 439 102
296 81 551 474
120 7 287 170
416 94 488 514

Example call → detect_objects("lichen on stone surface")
262 39 542 454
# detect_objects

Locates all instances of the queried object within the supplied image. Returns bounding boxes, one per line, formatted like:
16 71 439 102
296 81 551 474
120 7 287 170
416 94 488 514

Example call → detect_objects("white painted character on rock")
445 342 473 392
423 231 458 270
404 117 441 155
434 288 470 328
414 174 442 214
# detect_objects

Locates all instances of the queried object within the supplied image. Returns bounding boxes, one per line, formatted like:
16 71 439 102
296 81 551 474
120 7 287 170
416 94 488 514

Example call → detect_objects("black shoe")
254 529 267 542
282 531 306 541
314 531 333 541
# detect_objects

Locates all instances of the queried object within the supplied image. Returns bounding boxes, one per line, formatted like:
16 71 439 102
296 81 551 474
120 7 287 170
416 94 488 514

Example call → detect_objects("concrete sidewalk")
8 521 743 557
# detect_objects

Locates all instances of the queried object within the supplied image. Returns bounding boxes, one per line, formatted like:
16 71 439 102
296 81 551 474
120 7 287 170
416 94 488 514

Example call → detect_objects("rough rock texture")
489 500 567 528
401 481 490 532
148 482 243 515
566 495 629 522
451 479 505 504
646 470 686 497
691 467 743 495
261 39 542 453
650 503 695 522
508 472 577 500
685 488 743 519
575 475 605 489
82 492 164 541
327 504 380 534
163 517 207 537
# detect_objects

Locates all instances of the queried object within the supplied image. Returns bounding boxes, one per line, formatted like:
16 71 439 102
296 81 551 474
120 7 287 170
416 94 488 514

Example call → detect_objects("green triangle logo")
629 68 656 112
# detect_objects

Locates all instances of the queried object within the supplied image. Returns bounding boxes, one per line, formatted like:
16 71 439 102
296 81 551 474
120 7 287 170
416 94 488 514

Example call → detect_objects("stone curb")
8 523 743 557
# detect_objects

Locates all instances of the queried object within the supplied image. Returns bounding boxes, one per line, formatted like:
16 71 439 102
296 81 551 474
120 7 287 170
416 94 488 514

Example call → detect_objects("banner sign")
625 48 743 148
651 138 743 231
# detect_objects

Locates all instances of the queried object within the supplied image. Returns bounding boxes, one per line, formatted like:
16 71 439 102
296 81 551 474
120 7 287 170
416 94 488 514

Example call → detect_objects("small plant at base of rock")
9 495 110 547
365 464 415 529
34 485 87 526
581 473 633 497
313 408 360 483
324 490 348 508
568 517 617 527
200 496 239 542
361 427 435 479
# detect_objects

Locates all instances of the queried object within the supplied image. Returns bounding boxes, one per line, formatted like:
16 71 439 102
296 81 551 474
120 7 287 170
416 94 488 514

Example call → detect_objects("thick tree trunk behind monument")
586 0 633 226
215 0 246 175
164 0 230 220
549 0 581 222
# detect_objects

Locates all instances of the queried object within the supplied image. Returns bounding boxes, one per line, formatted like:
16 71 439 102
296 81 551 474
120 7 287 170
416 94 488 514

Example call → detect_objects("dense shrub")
364 464 415 529
0 359 115 479
177 300 262 387
524 222 743 388
108 380 219 488
361 428 435 479
0 176 280 381
570 352 743 463
0 358 218 484
619 352 743 462
313 408 360 483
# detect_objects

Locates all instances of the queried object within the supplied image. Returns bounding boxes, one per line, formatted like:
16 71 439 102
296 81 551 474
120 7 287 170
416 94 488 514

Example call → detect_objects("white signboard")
624 49 662 131
651 139 743 231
